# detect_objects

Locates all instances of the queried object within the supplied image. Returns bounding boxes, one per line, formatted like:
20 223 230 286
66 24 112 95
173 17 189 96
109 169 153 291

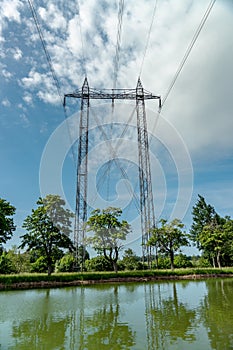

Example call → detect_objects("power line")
27 0 77 166
113 0 125 89
89 105 141 214
27 0 62 103
76 0 87 78
149 0 216 148
139 0 158 78
89 106 137 207
161 0 216 108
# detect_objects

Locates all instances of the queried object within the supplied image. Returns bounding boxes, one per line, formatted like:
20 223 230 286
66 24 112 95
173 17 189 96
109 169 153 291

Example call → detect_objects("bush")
152 256 170 269
121 248 143 270
196 256 212 268
0 252 17 274
174 254 193 268
85 256 113 272
55 254 76 272
30 256 48 273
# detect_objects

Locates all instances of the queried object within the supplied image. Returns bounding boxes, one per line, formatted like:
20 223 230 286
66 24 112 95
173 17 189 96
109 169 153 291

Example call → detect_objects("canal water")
0 278 232 349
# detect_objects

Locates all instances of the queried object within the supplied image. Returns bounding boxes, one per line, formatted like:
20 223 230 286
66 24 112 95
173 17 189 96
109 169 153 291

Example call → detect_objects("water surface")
0 278 233 349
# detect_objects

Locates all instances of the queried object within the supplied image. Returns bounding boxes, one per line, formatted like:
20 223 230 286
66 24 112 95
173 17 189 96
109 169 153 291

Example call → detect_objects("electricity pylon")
64 77 161 265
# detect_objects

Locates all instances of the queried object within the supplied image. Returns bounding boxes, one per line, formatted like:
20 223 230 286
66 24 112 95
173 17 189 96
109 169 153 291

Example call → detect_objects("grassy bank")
1 268 233 290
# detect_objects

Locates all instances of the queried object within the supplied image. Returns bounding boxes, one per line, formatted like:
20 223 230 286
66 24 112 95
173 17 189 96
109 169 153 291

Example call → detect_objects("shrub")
196 256 212 268
85 256 113 272
30 256 48 273
174 254 193 268
121 248 143 270
55 254 76 272
0 252 17 274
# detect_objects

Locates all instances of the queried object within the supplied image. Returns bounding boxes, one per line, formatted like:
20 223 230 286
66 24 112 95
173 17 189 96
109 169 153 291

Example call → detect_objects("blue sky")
1 0 233 255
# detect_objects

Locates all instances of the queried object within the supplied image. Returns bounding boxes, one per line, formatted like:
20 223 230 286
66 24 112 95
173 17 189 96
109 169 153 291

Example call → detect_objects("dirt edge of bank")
1 274 233 291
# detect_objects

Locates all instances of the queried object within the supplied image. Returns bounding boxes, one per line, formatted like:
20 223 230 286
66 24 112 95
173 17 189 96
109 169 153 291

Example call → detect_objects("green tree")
0 198 16 248
190 195 233 267
199 217 233 268
19 195 74 275
190 195 217 248
0 251 17 274
6 246 31 273
121 248 142 270
86 207 131 272
174 253 193 268
55 253 76 272
38 195 73 236
222 218 233 265
148 219 189 270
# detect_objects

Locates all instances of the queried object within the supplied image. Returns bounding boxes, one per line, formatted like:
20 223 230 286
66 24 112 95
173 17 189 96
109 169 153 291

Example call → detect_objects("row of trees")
0 194 233 274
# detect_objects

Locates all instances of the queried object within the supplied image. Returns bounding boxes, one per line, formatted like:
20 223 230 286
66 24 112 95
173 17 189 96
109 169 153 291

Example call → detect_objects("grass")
0 267 233 290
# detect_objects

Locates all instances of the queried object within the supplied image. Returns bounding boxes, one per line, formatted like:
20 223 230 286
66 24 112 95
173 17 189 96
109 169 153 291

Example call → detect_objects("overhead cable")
113 0 125 89
27 0 77 166
76 0 87 78
161 0 216 108
139 0 158 78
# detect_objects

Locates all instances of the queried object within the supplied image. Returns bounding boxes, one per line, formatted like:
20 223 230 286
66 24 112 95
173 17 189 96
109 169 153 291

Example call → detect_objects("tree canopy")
19 195 74 275
86 207 131 272
190 195 218 247
0 198 16 248
190 195 233 267
148 219 189 270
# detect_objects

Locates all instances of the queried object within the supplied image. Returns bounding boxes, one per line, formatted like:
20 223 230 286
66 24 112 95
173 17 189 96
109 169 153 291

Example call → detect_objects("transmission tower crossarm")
64 87 161 104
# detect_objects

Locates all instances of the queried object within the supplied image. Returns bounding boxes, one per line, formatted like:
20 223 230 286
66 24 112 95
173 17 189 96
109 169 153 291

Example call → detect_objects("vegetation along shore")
1 268 233 291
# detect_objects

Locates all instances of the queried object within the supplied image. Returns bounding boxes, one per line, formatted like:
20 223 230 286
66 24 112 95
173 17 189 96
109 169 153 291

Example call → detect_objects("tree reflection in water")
199 278 233 350
10 286 135 350
7 279 233 349
84 286 135 349
11 290 69 349
145 282 197 350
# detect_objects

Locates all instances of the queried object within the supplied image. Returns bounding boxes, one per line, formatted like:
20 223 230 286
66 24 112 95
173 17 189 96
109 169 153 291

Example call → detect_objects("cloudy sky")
1 0 233 254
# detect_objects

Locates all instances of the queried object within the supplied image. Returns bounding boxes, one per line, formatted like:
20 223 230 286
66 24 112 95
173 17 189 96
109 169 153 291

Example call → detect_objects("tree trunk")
216 251 221 268
48 264 53 276
170 251 174 270
113 261 118 273
212 256 216 268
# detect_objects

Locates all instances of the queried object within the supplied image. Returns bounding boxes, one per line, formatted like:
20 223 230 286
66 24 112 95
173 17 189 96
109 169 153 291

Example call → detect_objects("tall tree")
86 207 131 272
222 218 233 265
38 195 73 236
148 219 189 270
0 198 16 248
19 195 74 275
190 195 217 247
190 195 233 266
199 220 226 268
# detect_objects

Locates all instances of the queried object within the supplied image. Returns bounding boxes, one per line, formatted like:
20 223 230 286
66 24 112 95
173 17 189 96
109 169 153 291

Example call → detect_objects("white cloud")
38 3 67 31
1 98 11 107
1 0 23 22
12 47 22 60
1 68 12 80
23 93 33 105
2 0 231 159
21 69 43 87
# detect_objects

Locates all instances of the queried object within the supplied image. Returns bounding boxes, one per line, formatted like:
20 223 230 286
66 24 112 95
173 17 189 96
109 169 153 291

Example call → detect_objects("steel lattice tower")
64 77 161 264
136 78 156 263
